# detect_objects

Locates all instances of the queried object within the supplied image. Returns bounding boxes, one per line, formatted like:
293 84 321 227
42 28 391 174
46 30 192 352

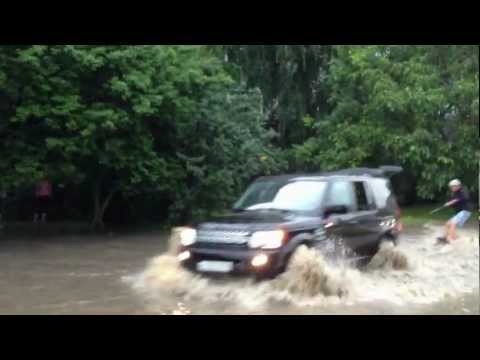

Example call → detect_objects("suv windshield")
234 180 327 212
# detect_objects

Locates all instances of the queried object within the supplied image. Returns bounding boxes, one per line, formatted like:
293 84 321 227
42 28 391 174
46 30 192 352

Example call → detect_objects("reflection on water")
0 224 478 315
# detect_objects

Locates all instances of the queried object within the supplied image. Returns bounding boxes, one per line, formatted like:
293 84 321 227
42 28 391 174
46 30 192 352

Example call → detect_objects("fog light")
251 254 269 267
178 251 191 262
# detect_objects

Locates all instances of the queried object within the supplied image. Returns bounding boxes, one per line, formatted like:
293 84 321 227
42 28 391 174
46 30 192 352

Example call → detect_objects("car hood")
196 210 320 232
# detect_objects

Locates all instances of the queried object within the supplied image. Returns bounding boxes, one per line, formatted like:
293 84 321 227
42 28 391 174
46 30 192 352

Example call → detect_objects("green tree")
293 45 479 200
1 46 176 228
213 45 333 147
168 84 285 223
0 45 280 226
2 45 478 228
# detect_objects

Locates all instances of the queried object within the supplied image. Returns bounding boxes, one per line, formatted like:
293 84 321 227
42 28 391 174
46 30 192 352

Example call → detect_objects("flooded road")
0 231 165 315
0 224 478 315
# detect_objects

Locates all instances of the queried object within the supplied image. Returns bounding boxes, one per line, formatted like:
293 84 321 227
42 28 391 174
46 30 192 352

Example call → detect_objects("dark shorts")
35 197 51 213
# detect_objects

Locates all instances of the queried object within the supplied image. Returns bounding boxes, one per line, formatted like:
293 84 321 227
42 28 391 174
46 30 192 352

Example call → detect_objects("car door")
350 181 381 252
322 180 359 252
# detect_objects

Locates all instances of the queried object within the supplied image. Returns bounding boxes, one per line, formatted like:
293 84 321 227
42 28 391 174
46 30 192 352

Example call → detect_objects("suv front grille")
197 230 250 245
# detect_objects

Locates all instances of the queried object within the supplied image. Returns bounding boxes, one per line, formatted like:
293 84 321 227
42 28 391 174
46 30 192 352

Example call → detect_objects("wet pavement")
0 224 478 315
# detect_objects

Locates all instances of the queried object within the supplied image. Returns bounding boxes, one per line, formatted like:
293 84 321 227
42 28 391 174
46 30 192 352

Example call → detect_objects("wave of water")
122 225 479 315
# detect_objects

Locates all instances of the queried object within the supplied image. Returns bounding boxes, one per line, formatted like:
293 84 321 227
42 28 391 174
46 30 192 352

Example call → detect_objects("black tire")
255 241 312 281
355 236 395 267
269 248 299 279
265 242 311 279
254 268 282 281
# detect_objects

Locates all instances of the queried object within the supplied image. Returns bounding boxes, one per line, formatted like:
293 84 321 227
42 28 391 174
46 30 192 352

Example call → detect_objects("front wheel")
254 266 284 281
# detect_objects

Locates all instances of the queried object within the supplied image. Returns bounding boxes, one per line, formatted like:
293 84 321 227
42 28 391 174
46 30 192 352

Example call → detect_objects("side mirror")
323 205 348 217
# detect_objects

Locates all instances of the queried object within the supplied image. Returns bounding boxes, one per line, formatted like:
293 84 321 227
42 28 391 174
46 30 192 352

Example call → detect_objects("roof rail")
379 166 403 176
314 166 403 178
256 166 404 182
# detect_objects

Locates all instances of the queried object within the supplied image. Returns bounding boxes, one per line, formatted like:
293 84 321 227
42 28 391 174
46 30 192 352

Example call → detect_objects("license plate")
196 261 234 273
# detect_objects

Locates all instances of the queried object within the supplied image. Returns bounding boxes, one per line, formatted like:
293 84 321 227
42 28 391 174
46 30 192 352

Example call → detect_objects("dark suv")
177 166 403 278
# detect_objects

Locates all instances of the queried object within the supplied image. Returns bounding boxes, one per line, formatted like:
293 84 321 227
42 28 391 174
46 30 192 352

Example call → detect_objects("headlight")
248 230 285 249
180 228 197 246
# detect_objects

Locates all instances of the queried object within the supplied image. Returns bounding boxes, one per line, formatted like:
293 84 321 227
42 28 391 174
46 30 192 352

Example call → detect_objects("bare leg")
446 222 456 242
448 222 457 241
443 222 450 239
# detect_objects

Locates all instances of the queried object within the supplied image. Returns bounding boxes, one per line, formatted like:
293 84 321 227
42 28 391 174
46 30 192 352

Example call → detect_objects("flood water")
0 224 478 315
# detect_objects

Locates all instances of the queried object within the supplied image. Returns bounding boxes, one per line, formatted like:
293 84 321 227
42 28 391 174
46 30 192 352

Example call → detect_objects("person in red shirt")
34 178 52 223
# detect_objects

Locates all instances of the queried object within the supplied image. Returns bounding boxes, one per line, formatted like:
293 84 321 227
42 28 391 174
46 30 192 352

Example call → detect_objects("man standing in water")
437 179 472 244
34 178 52 223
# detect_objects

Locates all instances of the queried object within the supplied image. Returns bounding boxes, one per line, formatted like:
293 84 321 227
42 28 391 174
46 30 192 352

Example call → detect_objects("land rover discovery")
177 166 403 278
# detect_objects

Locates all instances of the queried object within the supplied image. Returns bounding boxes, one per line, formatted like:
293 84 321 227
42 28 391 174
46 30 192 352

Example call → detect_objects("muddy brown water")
0 224 478 315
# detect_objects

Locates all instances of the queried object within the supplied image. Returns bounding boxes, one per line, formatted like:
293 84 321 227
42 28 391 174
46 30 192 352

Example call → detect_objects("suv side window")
369 178 392 209
353 182 370 211
364 181 377 210
325 181 355 211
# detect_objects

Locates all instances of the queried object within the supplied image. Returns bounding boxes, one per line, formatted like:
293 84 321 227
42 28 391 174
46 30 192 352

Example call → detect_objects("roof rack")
256 166 403 182
314 166 403 178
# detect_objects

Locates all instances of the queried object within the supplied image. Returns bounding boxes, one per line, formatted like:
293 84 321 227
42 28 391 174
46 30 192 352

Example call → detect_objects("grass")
401 204 479 227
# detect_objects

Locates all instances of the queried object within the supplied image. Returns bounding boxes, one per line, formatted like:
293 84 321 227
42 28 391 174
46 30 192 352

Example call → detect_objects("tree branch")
101 186 119 215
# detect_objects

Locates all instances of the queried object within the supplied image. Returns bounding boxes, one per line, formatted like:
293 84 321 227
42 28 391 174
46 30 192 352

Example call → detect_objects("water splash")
123 225 479 314
366 241 411 271
271 245 351 298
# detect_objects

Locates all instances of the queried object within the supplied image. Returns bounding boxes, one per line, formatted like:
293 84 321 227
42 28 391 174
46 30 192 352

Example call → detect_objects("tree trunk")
91 176 118 231
91 178 104 230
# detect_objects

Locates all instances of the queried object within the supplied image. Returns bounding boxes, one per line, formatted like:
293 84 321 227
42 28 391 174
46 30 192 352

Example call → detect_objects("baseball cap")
449 179 461 187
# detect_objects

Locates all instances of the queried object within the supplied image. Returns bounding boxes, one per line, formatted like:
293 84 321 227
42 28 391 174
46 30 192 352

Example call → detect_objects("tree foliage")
291 45 479 199
218 45 333 146
0 45 478 228
0 45 278 226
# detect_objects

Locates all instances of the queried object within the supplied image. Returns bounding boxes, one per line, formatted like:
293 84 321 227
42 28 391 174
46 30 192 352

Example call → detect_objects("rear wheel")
364 235 397 264
377 234 397 252
352 236 396 268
